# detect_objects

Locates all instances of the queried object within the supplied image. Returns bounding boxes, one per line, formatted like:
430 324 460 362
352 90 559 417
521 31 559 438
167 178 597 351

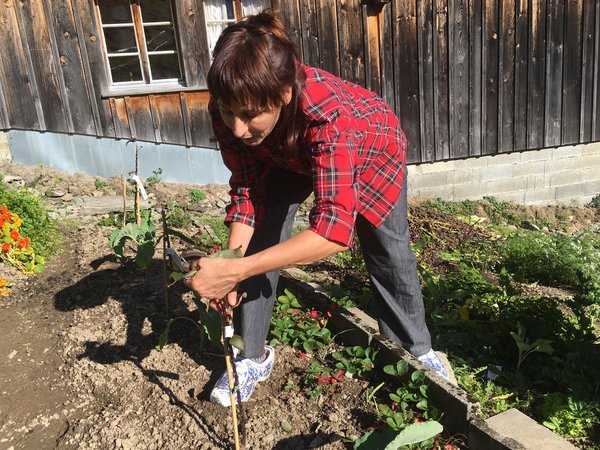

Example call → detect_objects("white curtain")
204 0 270 58
242 0 269 16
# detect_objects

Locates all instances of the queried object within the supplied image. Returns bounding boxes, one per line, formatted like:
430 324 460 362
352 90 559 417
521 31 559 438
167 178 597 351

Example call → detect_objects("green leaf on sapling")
208 245 243 259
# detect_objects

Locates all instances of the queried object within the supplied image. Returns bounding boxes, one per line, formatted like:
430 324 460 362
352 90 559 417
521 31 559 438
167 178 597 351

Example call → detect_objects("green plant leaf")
303 340 315 354
156 319 174 350
208 246 242 259
170 271 185 282
229 335 245 352
353 428 398 450
135 240 155 270
384 421 443 449
166 227 197 245
281 421 293 432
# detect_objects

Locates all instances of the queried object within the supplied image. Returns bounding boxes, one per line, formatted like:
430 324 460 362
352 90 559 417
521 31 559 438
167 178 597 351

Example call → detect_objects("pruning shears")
167 247 245 311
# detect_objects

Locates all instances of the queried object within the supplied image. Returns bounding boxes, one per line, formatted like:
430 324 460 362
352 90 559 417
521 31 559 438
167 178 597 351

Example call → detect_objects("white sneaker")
210 345 275 407
417 349 450 380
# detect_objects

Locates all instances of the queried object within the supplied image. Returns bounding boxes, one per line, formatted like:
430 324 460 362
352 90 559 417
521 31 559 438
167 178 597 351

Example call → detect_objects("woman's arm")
227 221 254 255
185 229 346 300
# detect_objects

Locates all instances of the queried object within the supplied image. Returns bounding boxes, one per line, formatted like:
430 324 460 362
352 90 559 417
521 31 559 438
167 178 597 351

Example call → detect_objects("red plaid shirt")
210 65 407 247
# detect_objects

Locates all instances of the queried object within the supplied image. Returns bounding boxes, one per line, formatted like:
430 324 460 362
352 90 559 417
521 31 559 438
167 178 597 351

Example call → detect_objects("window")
204 0 269 58
95 0 269 95
97 0 183 89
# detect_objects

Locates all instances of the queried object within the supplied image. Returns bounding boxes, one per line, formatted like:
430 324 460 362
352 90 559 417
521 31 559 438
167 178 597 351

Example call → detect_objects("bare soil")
0 163 598 450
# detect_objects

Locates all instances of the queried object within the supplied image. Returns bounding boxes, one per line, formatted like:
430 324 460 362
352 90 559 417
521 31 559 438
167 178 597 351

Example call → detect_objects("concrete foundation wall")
407 142 600 206
5 130 600 205
0 131 10 163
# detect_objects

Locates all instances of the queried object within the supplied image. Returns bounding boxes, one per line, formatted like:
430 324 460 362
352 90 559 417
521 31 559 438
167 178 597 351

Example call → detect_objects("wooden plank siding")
1 0 600 163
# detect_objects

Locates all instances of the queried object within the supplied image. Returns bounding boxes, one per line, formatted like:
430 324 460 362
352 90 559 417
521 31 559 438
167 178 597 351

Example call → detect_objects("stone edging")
279 274 577 450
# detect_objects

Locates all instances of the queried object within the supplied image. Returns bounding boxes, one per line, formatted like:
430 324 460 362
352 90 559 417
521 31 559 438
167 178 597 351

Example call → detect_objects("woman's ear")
281 85 293 105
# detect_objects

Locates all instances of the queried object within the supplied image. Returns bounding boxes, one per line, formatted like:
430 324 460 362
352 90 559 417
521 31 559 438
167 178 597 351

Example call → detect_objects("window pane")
103 27 137 54
204 0 235 21
109 55 143 82
98 0 132 24
141 0 173 23
144 25 176 52
149 54 181 80
242 0 270 16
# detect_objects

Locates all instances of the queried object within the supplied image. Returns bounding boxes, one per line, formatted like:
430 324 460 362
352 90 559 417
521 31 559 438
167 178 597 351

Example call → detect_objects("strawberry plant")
303 361 345 398
331 345 378 379
269 289 332 353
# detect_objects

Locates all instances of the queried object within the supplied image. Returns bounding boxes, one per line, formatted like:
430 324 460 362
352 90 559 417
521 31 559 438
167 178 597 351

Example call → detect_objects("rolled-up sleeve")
308 115 359 248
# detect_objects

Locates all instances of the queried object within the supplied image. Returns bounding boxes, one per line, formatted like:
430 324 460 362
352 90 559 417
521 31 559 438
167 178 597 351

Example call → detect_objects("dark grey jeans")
233 167 432 358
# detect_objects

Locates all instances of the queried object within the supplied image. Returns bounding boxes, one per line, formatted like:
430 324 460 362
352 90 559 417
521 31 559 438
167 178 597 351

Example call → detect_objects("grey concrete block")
483 409 577 449
480 164 514 182
551 145 583 159
411 171 450 190
469 417 527 450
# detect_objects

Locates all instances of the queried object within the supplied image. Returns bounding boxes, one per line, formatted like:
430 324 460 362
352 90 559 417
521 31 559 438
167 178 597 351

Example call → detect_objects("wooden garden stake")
121 174 127 227
134 142 140 224
161 207 171 315
221 303 246 450
224 343 241 450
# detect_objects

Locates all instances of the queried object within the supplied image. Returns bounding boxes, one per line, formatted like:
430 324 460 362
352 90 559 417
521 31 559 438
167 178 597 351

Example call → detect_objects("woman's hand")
184 256 242 303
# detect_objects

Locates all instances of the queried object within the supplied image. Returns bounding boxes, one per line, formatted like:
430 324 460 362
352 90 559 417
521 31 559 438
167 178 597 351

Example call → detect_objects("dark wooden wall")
274 0 600 163
1 0 600 164
0 0 215 148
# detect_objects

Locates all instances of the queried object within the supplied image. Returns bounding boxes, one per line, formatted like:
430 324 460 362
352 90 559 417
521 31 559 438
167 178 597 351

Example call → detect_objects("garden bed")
0 163 598 449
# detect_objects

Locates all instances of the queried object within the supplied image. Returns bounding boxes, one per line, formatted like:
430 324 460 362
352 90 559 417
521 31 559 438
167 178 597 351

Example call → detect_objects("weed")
331 239 366 273
166 203 192 229
97 211 136 227
539 393 600 443
189 189 206 203
500 231 600 299
193 216 229 248
509 322 553 370
145 168 163 189
94 178 108 189
453 363 518 418
590 194 600 210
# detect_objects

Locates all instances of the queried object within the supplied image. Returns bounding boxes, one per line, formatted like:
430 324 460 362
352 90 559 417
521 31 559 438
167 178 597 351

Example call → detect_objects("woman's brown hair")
207 11 306 151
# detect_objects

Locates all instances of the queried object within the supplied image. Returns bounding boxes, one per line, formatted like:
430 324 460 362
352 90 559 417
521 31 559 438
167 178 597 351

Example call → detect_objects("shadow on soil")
52 256 229 445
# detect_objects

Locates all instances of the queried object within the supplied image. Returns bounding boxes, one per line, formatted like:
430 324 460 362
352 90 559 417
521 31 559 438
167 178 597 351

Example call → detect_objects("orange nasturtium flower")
9 229 19 240
0 277 10 296
1 243 9 252
0 206 9 220
17 237 30 249
11 215 22 228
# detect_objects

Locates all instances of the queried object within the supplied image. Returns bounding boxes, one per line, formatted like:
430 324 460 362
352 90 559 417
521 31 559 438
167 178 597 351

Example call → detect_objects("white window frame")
96 0 185 95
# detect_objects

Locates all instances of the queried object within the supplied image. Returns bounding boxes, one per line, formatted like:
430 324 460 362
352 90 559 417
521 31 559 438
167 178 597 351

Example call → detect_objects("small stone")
46 189 65 197
62 193 74 201
216 200 226 208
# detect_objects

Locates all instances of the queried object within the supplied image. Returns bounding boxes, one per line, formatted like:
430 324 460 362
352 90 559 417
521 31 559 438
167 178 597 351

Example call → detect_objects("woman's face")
218 100 282 146
217 87 292 146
